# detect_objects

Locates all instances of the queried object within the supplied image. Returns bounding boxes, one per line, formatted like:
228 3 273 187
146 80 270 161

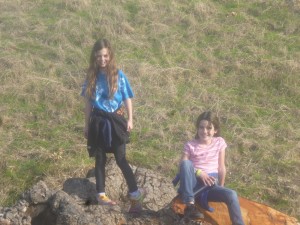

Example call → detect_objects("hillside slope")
0 0 299 219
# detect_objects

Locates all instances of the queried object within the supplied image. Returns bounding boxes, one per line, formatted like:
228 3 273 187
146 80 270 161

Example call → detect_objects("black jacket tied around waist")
87 107 129 156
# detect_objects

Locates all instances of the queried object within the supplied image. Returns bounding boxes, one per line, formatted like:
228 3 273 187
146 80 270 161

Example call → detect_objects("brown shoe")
184 204 204 220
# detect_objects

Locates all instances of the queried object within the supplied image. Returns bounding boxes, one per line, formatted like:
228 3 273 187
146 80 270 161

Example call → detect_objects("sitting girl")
178 111 245 225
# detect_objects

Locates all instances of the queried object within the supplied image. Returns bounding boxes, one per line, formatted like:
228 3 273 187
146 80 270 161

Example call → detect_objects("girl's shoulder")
118 69 125 76
184 139 198 148
213 137 227 148
117 69 129 80
213 136 225 142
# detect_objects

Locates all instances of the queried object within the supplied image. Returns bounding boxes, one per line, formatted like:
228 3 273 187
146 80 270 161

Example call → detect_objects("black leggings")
95 144 138 193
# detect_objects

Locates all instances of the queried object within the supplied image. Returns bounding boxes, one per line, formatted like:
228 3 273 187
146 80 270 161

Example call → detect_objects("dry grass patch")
0 0 299 220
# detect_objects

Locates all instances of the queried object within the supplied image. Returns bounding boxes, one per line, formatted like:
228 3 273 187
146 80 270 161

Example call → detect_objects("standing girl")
81 39 145 213
178 111 244 225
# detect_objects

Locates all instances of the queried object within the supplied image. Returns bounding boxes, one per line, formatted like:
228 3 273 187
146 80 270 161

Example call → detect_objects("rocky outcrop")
0 157 197 225
1 157 299 225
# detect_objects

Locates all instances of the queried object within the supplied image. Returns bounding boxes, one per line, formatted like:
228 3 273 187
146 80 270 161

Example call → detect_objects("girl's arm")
84 98 92 139
218 147 226 186
124 98 133 131
181 152 189 161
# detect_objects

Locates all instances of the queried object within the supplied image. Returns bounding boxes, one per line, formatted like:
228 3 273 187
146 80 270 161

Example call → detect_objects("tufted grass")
0 0 299 220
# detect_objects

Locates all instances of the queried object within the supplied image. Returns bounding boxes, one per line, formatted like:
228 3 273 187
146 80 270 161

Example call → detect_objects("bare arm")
124 98 133 131
84 98 92 139
218 147 226 186
181 152 189 161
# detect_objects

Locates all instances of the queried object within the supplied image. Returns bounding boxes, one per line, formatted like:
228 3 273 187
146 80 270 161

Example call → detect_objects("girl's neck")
197 138 213 146
98 67 107 74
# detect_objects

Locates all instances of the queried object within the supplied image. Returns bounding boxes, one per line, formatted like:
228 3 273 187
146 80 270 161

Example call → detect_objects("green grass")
0 0 299 220
2 158 49 204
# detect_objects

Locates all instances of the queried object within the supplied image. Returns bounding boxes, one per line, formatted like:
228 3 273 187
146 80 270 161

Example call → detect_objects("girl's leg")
95 149 107 193
178 160 197 204
113 144 138 193
207 186 245 225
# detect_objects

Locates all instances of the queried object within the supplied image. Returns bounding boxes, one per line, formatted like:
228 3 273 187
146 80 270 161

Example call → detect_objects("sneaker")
97 194 117 206
184 204 204 220
128 188 147 214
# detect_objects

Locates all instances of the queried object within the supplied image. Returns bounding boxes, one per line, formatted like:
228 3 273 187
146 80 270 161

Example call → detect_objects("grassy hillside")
0 0 299 220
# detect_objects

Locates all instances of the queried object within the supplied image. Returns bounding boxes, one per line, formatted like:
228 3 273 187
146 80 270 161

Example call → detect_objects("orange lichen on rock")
171 195 299 225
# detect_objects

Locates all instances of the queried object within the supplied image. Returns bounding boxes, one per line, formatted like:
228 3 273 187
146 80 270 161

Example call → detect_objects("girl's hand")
127 119 133 132
198 171 216 186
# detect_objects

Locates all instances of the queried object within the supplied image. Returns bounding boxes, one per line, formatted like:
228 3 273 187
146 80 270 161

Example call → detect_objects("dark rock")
22 180 53 204
0 158 185 225
63 177 97 205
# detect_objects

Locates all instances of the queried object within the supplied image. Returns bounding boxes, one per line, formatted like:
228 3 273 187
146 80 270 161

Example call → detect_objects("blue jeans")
178 160 245 225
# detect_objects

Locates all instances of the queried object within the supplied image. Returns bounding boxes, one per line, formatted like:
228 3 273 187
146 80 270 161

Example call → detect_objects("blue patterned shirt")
81 70 134 112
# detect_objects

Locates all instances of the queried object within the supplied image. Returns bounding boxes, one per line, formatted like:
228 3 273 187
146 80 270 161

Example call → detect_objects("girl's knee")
115 157 129 168
227 189 239 202
231 189 238 196
180 160 193 169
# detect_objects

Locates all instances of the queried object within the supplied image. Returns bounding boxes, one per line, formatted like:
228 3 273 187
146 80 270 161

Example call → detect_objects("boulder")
0 157 189 225
171 195 299 225
0 157 298 225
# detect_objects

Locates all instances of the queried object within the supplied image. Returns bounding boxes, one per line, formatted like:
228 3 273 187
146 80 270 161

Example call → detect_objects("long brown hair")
85 39 118 99
195 111 221 139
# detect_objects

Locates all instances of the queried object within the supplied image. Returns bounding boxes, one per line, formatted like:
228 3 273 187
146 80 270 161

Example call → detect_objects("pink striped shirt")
183 137 227 174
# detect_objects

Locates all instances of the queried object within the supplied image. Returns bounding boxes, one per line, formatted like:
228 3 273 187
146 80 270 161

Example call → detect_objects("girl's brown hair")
85 39 118 99
195 111 221 139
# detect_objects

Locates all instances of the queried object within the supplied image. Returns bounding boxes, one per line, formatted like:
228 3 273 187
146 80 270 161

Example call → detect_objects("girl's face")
197 120 217 144
95 48 110 69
